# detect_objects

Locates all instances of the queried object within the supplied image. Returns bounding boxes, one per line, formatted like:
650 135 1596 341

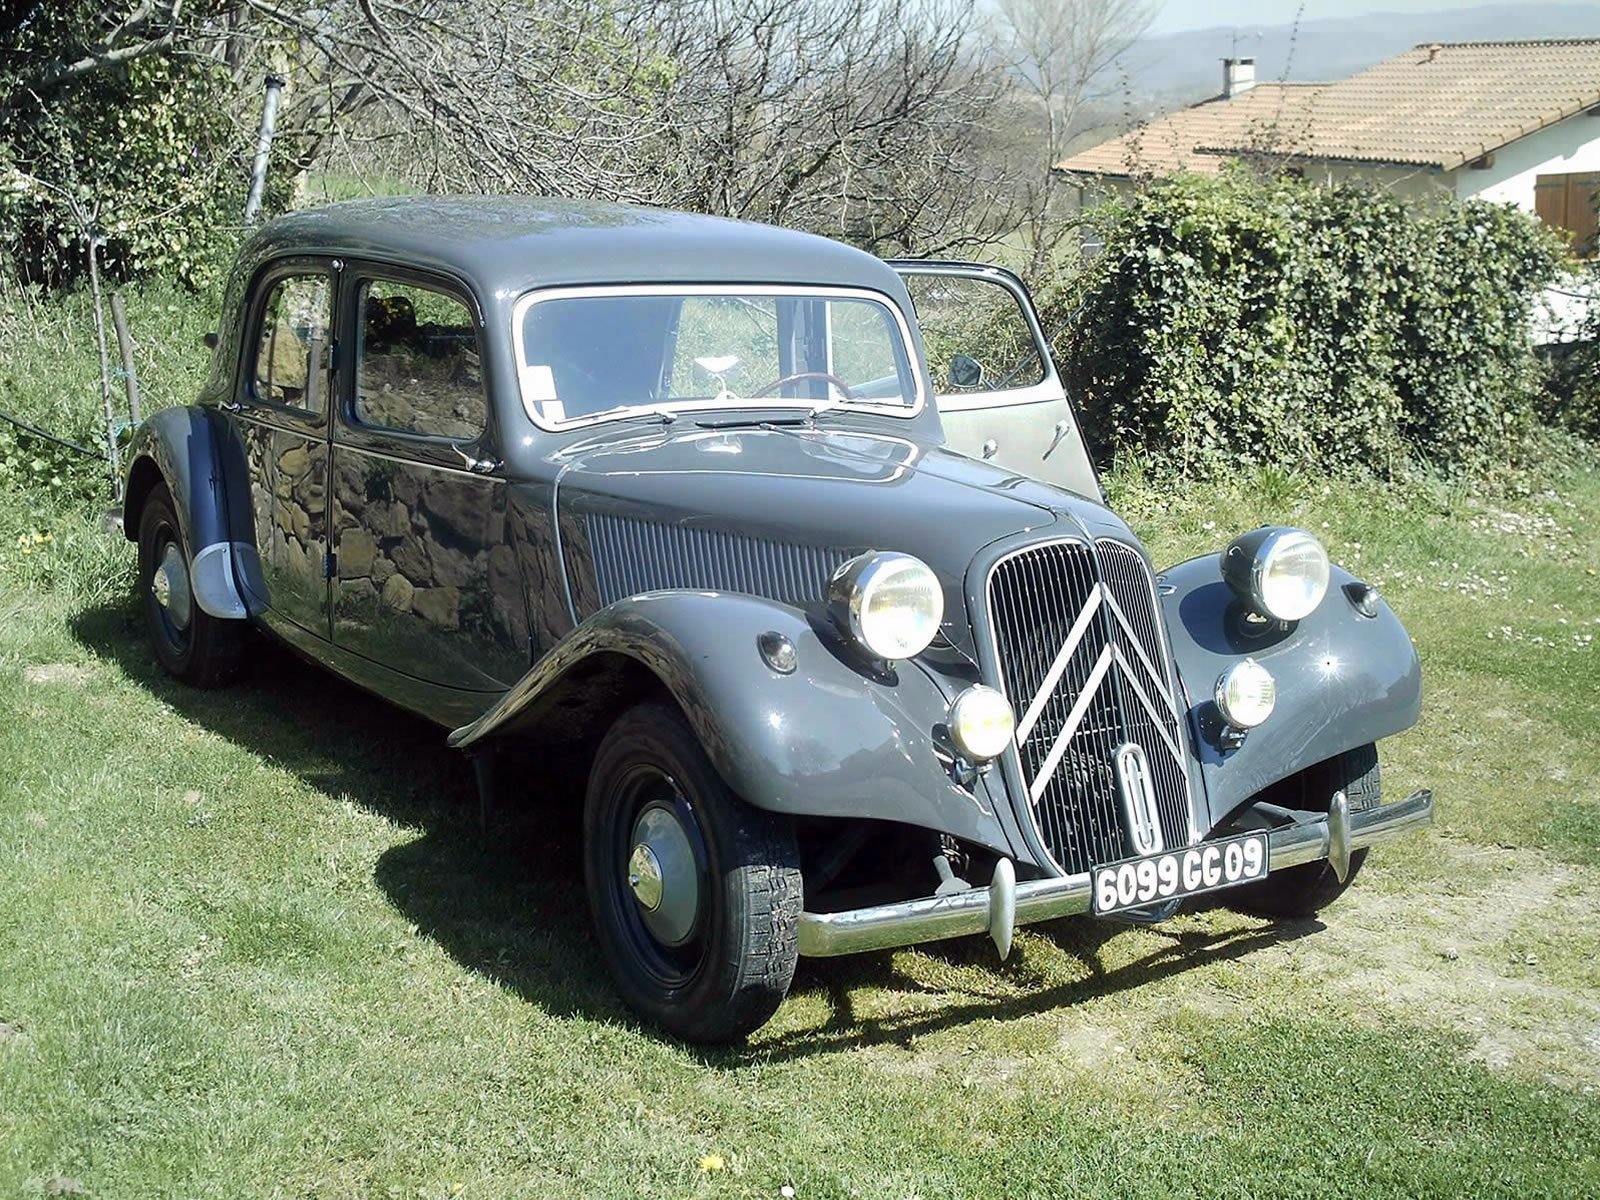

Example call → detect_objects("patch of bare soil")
22 663 92 687
1253 841 1600 1090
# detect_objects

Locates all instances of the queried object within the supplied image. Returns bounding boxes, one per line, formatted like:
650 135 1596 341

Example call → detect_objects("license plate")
1092 833 1270 915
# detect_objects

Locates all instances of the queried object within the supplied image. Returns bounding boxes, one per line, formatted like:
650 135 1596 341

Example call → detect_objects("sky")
1148 0 1600 35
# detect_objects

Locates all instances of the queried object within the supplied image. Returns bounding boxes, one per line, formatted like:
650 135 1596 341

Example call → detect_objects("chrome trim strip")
1028 642 1115 805
797 789 1434 957
1112 646 1186 768
1012 583 1102 745
1100 584 1182 722
1096 538 1203 846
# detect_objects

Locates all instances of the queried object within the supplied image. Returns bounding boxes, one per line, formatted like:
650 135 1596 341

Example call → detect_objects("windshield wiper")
694 400 845 430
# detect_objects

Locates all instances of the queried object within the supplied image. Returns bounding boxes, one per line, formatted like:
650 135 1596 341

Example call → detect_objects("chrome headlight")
1223 527 1330 621
1215 658 1276 728
948 685 1015 762
828 551 944 660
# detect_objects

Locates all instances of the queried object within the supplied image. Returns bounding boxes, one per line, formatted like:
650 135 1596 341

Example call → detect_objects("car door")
328 266 526 693
230 260 335 638
891 261 1100 499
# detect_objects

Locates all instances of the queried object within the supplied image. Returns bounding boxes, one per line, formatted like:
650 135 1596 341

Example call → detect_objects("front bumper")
797 788 1434 958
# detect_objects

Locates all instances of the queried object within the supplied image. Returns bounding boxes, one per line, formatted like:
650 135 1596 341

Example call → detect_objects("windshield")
513 285 921 428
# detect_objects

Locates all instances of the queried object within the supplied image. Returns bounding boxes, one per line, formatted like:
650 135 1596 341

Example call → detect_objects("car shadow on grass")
75 599 1324 1061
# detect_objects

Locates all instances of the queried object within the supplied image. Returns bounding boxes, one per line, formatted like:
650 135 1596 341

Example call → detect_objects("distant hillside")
1107 2 1600 109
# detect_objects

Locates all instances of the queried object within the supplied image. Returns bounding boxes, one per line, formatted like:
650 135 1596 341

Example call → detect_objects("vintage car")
121 197 1432 1042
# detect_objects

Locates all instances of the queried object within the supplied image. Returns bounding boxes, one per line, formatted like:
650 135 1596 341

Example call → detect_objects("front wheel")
1231 744 1381 919
583 702 801 1043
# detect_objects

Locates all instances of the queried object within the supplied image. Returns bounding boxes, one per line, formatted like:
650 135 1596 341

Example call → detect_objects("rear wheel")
583 702 801 1043
136 482 243 688
1231 744 1380 919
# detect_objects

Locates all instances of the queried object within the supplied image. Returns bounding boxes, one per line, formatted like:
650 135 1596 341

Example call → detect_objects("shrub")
1047 170 1567 477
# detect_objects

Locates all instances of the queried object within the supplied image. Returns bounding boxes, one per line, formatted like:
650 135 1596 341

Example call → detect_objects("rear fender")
1159 553 1422 829
450 591 1018 858
123 405 258 619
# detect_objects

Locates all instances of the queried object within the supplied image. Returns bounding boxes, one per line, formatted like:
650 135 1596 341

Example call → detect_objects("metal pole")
109 290 142 424
85 236 122 498
243 73 287 225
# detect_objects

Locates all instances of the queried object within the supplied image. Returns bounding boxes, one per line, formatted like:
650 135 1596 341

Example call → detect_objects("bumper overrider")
797 788 1434 958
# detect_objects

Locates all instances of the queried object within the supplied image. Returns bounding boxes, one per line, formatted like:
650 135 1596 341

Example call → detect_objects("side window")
354 279 486 439
904 274 1046 394
252 274 332 409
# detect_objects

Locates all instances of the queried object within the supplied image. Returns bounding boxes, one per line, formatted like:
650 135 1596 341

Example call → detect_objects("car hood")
552 424 1139 648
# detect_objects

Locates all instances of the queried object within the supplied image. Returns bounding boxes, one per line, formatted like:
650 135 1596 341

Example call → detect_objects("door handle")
981 439 998 460
1043 419 1070 459
454 446 502 474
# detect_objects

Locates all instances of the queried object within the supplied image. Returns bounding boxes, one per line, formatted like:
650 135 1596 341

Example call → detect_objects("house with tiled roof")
1058 40 1600 256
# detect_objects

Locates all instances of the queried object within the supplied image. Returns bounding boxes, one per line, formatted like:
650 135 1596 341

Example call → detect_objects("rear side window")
252 274 332 410
354 279 486 439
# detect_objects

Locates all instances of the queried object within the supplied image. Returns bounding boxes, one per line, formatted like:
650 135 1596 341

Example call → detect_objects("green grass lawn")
1 433 1598 1195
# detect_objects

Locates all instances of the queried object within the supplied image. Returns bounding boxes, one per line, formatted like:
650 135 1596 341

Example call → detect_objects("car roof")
245 196 909 299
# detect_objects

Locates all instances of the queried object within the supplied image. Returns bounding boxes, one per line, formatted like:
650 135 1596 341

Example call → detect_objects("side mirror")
948 353 985 390
202 331 219 349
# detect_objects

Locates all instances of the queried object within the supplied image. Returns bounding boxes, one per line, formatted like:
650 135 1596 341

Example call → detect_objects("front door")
231 262 335 637
892 262 1100 499
329 268 526 693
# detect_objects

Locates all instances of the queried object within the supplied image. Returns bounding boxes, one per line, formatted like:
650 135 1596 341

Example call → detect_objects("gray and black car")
122 197 1432 1042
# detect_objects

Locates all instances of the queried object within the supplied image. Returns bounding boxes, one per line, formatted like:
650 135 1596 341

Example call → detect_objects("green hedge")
1048 170 1566 476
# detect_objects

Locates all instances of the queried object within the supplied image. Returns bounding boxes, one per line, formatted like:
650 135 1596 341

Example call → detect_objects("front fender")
450 591 1018 858
1159 554 1422 829
123 405 258 619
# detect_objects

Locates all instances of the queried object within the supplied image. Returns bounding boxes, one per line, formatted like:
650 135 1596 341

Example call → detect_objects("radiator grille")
984 538 1193 875
586 514 851 609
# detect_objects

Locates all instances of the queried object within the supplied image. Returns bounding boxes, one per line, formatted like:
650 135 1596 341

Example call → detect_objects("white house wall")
1455 110 1600 208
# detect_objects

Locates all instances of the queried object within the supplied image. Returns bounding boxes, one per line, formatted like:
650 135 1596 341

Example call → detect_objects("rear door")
891 261 1099 499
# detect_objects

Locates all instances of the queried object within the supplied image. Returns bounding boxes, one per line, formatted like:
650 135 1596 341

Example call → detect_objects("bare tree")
646 0 1025 255
992 0 1154 170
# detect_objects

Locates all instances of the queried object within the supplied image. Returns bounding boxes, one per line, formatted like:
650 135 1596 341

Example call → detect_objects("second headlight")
1223 526 1331 622
829 551 944 660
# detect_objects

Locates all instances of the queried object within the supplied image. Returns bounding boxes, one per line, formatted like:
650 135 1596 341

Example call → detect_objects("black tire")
136 482 244 688
1231 744 1380 919
583 702 801 1043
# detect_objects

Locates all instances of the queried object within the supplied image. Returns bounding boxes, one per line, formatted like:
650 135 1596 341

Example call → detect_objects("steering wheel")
752 371 856 401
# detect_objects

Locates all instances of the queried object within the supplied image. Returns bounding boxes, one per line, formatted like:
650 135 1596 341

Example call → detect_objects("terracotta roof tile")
1058 39 1600 179
1055 84 1323 179
1216 39 1600 169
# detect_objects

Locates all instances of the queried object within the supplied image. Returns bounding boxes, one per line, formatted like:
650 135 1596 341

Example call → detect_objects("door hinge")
324 551 336 579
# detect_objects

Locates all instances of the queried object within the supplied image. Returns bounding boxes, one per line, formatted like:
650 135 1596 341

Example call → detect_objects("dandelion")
699 1154 726 1173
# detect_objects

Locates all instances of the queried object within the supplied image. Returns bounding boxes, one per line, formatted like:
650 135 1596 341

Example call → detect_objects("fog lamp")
949 685 1015 762
1215 658 1276 729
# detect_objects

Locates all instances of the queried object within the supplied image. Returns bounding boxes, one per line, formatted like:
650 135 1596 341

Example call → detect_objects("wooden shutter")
1535 174 1569 231
1566 173 1600 256
1535 172 1600 257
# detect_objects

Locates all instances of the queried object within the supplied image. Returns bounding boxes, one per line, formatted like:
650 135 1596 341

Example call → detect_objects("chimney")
1223 57 1256 98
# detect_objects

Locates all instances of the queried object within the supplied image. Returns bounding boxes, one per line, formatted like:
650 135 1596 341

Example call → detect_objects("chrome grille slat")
983 538 1195 876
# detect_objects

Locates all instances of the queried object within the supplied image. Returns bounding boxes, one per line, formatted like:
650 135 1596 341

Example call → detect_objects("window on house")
354 279 486 439
252 274 332 410
1535 173 1600 257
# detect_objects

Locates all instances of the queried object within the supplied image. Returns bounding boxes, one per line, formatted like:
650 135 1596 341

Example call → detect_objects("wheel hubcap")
152 542 193 631
627 802 700 947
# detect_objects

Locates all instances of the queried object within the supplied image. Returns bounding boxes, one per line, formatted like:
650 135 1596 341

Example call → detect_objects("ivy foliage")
1048 170 1567 476
0 5 268 288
